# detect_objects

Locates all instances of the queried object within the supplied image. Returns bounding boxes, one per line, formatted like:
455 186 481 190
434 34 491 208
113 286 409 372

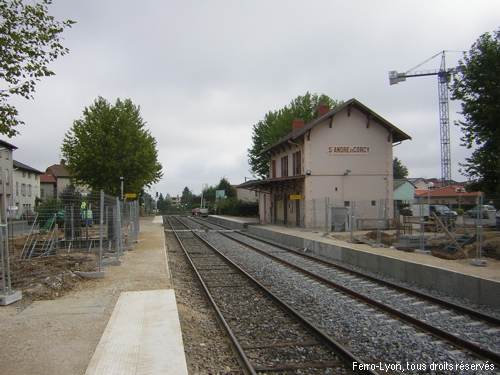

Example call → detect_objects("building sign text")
328 145 370 155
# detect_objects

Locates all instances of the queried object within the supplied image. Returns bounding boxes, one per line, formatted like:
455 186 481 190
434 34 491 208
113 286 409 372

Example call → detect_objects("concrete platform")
209 215 259 229
152 215 164 224
208 216 500 309
85 289 188 375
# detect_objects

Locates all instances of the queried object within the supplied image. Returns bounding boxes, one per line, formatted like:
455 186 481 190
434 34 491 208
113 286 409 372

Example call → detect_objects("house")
40 159 90 200
40 173 57 200
0 140 17 219
407 178 431 190
414 184 481 209
393 179 416 213
13 160 43 219
46 160 72 197
407 177 462 190
239 99 411 228
234 184 258 203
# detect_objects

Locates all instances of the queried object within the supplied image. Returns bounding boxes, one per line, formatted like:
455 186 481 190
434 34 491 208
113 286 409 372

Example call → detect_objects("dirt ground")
0 217 170 375
9 253 97 304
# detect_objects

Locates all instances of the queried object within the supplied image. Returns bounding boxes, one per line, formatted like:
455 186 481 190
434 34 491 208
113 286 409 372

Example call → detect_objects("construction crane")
389 51 459 186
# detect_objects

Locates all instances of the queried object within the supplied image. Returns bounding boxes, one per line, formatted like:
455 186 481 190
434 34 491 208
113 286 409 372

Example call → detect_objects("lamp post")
120 176 124 200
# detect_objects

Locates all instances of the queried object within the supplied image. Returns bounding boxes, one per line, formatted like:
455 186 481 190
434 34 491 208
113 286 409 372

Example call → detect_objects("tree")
393 157 409 179
0 0 75 136
157 193 165 213
216 177 236 198
248 92 341 178
61 97 163 196
180 186 193 206
451 29 500 197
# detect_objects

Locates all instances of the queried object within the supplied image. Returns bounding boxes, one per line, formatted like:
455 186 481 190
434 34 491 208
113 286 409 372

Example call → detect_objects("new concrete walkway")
85 290 187 375
210 215 500 309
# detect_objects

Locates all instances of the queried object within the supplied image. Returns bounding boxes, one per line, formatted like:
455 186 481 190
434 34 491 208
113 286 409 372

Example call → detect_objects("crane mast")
389 51 455 185
437 55 452 185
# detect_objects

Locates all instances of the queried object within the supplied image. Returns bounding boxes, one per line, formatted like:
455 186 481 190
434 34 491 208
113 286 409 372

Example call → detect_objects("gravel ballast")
180 217 498 375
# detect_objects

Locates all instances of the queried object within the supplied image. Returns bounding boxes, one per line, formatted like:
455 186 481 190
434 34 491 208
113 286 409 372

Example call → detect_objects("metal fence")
304 198 392 232
1 188 140 305
302 194 498 263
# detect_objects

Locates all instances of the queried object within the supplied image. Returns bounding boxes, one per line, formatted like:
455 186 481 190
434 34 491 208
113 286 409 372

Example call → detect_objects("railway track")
183 215 500 372
165 215 374 375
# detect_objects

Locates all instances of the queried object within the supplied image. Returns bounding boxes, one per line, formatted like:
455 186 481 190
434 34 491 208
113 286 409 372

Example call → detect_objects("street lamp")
120 176 124 200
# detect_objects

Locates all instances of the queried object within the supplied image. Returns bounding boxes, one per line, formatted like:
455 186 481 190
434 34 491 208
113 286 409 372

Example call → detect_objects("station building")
238 99 411 229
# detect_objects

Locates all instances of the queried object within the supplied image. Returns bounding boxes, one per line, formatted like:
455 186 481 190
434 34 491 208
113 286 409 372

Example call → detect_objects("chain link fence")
299 194 499 263
1 188 140 305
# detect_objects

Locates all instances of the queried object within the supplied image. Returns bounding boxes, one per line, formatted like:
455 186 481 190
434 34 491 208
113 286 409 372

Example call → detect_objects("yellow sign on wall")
125 193 137 199
289 194 303 200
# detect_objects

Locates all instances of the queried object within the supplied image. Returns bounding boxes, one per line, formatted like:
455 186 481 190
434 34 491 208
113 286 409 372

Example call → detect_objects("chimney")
292 119 305 131
317 104 330 117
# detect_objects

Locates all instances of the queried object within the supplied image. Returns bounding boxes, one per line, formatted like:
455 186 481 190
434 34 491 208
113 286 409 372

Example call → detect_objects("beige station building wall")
260 103 399 229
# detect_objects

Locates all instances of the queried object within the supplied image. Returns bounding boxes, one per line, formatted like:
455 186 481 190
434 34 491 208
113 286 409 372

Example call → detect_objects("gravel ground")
198 216 500 319
164 229 241 374
187 224 498 375
169 217 354 374
220 230 500 354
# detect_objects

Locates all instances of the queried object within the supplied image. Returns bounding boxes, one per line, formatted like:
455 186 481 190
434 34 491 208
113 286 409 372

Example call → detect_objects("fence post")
472 194 486 266
350 201 355 242
0 171 21 305
116 197 122 256
98 190 104 272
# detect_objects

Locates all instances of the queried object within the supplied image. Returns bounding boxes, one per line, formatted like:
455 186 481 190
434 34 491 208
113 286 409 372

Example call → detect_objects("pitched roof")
236 175 305 189
46 163 71 178
415 185 481 198
13 160 43 174
0 139 17 150
393 179 415 190
40 173 56 183
263 98 412 153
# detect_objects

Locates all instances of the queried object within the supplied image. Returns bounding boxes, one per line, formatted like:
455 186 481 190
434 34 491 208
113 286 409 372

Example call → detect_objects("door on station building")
295 200 300 227
283 196 288 225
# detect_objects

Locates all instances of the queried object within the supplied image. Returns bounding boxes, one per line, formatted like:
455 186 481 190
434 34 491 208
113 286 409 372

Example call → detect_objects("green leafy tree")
157 193 165 213
0 0 75 136
248 92 341 178
202 185 216 204
180 186 193 206
62 97 163 196
393 157 409 179
451 29 500 197
216 177 236 198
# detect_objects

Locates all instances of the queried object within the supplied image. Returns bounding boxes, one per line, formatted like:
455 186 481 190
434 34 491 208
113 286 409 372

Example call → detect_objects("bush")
456 208 464 216
216 198 258 217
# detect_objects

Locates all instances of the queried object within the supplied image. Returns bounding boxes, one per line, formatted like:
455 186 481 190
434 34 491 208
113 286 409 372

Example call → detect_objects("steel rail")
165 216 256 375
171 216 377 375
195 216 500 326
188 216 500 366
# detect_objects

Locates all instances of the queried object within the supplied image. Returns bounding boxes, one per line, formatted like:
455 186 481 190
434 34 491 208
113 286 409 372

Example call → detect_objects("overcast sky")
8 0 500 196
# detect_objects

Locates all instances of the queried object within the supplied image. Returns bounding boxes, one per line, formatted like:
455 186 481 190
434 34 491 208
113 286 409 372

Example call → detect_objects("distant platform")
209 215 259 229
85 290 188 375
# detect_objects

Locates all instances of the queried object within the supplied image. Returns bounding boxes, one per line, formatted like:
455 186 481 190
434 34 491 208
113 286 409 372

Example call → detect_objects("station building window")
292 151 301 176
281 156 288 177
